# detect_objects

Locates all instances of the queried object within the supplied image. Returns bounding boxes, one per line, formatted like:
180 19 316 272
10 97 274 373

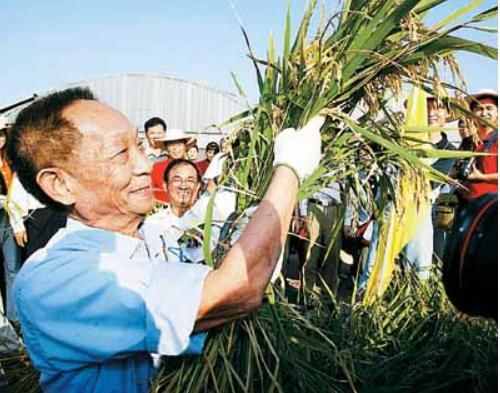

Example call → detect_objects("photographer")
456 90 498 202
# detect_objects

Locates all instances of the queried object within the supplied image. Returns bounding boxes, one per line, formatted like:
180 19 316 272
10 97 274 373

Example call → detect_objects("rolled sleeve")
144 261 210 355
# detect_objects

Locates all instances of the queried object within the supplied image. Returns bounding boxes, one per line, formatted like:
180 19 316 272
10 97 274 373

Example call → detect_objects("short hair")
7 87 96 210
144 117 167 134
164 159 201 184
206 141 220 153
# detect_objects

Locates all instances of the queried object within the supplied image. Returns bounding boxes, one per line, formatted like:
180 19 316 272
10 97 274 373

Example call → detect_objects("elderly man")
143 117 168 162
151 128 191 203
459 90 498 200
8 87 322 393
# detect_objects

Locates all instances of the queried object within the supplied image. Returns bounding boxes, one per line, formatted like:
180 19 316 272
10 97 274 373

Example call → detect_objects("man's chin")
130 199 155 216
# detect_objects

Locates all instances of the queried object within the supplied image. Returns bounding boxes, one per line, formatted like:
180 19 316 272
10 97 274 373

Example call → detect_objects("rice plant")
2 1 497 392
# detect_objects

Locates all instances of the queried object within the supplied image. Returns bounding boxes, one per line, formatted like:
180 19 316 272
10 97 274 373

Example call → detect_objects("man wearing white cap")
150 128 191 203
459 89 498 200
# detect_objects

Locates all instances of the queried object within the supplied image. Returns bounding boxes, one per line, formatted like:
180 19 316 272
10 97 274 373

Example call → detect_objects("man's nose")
132 145 152 175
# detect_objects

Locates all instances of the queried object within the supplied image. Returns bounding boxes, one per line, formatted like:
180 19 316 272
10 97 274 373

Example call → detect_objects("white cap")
467 89 498 109
157 128 190 143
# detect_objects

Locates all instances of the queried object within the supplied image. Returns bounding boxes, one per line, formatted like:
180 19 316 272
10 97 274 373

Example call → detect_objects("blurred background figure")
457 118 476 151
151 128 191 204
457 90 498 202
197 141 220 175
0 116 23 363
186 140 199 161
143 117 168 162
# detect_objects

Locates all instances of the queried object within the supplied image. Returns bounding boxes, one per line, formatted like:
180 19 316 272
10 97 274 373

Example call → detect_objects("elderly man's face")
427 100 448 127
166 163 200 212
63 101 153 218
473 97 498 129
146 124 166 148
166 141 187 159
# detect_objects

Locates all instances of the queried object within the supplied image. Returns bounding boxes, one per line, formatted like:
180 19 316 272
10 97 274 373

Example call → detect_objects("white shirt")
145 190 237 264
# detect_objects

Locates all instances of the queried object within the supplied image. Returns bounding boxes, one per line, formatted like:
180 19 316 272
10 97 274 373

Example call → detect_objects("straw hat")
157 128 190 143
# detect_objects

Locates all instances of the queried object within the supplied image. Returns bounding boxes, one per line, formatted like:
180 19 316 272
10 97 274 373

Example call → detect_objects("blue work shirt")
14 218 210 393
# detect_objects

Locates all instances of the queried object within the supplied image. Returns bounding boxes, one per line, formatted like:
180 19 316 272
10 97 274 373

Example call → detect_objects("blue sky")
1 0 497 107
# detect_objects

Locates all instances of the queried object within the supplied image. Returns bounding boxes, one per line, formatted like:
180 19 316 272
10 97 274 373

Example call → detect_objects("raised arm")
195 116 324 330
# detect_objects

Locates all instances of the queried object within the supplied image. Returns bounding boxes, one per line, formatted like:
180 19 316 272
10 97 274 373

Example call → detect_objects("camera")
454 157 475 180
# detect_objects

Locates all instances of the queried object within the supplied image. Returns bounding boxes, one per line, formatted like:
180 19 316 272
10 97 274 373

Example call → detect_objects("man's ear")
36 168 76 206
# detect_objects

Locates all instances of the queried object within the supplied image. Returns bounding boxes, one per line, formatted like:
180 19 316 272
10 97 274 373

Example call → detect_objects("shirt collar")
65 218 145 259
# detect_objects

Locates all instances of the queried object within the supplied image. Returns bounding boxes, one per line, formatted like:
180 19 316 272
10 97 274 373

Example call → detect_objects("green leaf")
202 191 217 267
430 0 485 31
240 25 264 93
414 0 448 15
291 0 317 53
470 5 498 23
281 1 292 94
403 34 498 63
342 0 421 80
230 72 246 97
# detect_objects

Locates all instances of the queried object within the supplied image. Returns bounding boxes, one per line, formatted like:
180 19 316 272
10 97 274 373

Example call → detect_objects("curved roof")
63 72 246 134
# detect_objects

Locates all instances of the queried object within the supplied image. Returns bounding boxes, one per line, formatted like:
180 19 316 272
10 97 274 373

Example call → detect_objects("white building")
5 72 247 150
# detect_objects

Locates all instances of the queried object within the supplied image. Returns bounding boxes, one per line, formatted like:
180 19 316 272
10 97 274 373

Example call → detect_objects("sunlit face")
146 124 166 148
187 146 198 161
166 140 187 159
427 100 448 127
472 97 498 129
166 163 200 212
206 149 216 161
63 101 153 219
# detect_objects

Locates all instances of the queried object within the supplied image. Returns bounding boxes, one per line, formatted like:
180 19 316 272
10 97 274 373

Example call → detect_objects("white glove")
273 115 324 182
202 153 227 181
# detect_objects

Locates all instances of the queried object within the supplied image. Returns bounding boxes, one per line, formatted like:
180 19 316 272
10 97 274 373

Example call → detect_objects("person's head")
163 159 201 216
469 91 498 135
458 119 471 140
205 141 220 161
163 129 190 159
144 117 167 149
427 97 449 127
7 87 153 231
187 144 199 161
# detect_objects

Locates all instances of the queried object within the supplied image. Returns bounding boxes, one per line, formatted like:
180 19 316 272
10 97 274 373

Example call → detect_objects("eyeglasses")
169 177 198 186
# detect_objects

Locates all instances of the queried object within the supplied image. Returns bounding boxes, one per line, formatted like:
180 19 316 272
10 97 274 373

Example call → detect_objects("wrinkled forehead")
63 100 132 136
63 100 136 155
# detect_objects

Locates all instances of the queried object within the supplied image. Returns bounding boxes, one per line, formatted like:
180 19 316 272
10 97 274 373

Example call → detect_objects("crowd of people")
0 86 495 391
